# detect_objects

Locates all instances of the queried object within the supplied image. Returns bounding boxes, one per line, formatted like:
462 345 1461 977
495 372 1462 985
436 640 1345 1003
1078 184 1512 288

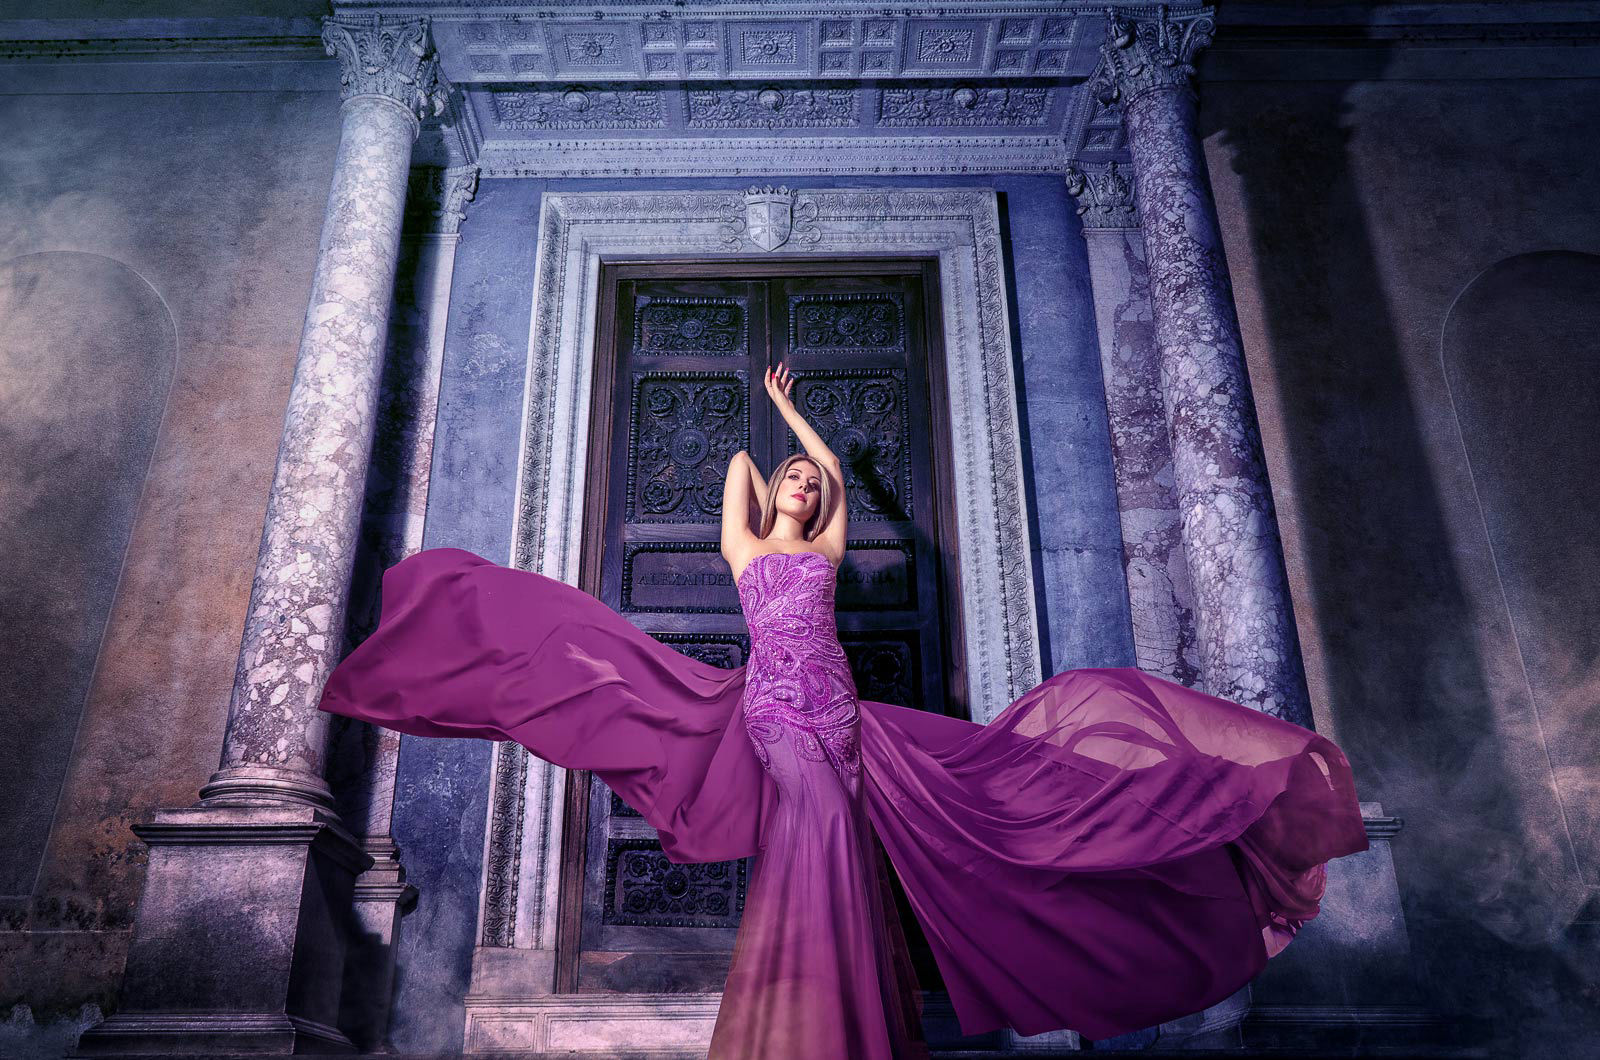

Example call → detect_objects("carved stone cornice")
322 14 451 125
1090 5 1216 109
1065 161 1138 230
475 134 1067 178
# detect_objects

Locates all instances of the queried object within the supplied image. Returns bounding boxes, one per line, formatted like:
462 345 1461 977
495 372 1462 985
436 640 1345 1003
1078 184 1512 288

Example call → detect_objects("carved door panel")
566 262 964 995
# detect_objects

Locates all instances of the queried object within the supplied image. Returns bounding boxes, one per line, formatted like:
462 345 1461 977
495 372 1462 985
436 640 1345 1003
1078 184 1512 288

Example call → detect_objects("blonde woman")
321 361 1368 1057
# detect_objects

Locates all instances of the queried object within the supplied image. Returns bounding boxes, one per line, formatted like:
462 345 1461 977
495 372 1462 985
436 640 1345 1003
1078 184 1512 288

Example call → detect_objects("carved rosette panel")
790 292 905 354
627 371 749 522
603 838 747 928
841 636 920 708
786 369 911 522
634 296 748 356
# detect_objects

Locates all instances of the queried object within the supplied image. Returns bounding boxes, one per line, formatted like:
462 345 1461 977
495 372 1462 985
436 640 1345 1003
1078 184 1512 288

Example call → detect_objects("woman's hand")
765 361 798 417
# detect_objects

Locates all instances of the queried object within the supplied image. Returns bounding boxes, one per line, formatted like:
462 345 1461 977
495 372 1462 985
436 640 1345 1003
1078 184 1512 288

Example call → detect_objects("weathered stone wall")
0 85 340 1042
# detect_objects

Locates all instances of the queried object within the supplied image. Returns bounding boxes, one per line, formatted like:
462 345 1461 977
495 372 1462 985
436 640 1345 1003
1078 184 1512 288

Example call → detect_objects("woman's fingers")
764 362 796 402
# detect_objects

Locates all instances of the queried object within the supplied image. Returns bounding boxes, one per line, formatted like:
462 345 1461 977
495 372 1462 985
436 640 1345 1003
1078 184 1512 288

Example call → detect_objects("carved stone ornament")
403 163 479 234
439 163 479 232
1090 6 1216 108
723 185 821 252
322 14 452 124
1064 161 1139 230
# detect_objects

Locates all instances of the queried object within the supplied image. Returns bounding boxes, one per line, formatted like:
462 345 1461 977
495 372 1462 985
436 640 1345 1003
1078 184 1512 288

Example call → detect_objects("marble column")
1066 162 1202 689
75 16 449 1056
1092 9 1314 727
204 16 451 809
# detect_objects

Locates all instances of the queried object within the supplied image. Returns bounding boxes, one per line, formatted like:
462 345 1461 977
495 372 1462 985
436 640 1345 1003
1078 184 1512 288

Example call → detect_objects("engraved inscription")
835 542 916 610
623 545 743 614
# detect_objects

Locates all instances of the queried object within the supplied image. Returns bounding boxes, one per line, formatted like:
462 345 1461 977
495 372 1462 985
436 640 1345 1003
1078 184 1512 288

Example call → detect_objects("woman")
318 362 1368 1057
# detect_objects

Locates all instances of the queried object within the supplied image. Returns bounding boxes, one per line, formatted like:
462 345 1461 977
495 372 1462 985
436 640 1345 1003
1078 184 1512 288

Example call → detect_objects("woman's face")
774 460 822 525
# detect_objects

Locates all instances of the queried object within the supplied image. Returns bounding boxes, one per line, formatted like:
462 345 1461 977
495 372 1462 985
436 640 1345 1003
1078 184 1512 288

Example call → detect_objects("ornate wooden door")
560 260 964 995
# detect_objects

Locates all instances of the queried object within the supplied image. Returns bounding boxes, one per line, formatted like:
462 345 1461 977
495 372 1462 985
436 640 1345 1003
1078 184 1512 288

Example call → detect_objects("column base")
340 839 418 1052
1241 802 1457 1052
71 804 373 1056
73 1012 353 1056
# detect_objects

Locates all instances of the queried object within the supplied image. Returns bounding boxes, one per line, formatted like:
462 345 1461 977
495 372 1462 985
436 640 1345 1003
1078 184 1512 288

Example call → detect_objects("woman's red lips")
791 493 806 501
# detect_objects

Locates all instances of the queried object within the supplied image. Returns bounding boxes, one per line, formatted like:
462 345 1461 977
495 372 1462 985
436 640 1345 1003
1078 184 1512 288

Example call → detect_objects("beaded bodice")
736 550 861 779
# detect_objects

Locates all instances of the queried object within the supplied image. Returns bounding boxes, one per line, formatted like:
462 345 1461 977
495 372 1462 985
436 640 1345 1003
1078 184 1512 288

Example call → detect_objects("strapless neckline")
736 549 834 591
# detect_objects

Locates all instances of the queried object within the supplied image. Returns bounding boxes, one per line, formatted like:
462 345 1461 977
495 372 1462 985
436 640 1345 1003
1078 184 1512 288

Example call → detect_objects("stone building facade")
1 2 1595 1057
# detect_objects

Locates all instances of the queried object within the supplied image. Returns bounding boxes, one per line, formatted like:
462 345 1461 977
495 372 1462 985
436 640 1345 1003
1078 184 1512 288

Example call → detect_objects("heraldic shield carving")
723 184 821 252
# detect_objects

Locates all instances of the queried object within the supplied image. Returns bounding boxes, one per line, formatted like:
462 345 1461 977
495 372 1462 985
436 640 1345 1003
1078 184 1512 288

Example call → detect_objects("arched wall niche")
0 250 176 898
1441 249 1600 891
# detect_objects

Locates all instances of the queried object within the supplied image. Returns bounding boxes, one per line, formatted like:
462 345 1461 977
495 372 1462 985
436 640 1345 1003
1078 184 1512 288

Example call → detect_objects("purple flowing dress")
317 546 1368 1055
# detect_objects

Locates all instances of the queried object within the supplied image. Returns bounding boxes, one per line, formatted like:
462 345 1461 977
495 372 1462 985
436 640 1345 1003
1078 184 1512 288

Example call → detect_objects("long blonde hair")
758 453 832 541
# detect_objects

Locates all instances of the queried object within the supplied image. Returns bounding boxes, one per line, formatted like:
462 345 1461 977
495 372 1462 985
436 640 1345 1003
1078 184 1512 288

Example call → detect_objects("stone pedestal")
74 806 372 1055
1244 805 1442 1051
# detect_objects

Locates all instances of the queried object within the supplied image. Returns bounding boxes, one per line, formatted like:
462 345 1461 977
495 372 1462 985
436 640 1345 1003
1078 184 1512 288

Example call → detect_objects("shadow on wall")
1208 69 1600 1055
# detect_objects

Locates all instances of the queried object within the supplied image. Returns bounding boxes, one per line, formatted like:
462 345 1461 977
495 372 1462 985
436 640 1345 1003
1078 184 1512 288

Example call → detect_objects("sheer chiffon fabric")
318 546 1367 1046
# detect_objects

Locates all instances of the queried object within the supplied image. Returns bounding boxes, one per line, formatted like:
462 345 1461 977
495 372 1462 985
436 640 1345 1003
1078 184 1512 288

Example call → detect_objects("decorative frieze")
481 744 529 947
477 135 1068 179
687 86 856 128
878 86 1053 127
491 88 666 130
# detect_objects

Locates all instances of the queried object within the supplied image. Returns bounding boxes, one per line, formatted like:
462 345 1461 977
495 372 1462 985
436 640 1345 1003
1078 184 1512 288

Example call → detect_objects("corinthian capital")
322 14 451 123
405 164 480 235
1065 162 1139 230
1091 6 1216 108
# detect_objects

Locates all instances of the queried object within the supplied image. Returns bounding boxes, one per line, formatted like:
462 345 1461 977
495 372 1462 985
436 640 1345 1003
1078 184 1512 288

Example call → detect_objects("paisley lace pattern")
736 550 861 780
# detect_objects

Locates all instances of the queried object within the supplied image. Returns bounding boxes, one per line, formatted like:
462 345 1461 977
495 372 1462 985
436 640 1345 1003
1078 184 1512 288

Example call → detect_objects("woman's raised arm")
720 450 763 560
766 362 848 561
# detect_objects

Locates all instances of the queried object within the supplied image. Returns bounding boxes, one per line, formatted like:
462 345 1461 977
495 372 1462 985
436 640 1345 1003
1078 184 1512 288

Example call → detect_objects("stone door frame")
467 187 1041 1050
